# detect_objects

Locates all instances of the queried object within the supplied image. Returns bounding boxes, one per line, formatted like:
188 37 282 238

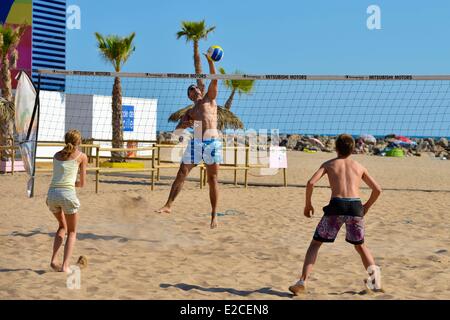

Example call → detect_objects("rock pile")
158 131 450 159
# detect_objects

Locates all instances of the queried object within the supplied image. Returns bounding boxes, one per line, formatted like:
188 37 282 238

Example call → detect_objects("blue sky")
62 0 450 137
67 0 450 75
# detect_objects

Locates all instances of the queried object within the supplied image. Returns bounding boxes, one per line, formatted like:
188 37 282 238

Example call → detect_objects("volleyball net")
35 70 450 162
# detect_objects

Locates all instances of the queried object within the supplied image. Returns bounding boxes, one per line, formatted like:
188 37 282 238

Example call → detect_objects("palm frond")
0 97 14 121
235 78 255 95
219 67 233 90
0 23 27 57
94 32 136 72
176 20 215 42
219 68 255 95
168 105 194 123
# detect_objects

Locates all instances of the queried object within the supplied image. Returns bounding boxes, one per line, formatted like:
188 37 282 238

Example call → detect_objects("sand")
0 151 449 299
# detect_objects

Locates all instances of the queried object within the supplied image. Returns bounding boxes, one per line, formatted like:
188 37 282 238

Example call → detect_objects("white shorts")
46 188 80 214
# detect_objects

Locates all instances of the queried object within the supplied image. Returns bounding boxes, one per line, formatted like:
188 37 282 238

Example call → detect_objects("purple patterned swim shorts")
313 215 365 245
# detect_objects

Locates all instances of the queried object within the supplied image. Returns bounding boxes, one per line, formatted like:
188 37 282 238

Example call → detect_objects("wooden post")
11 144 15 176
95 146 100 193
157 145 161 181
283 168 287 187
199 166 203 189
234 141 238 186
151 147 156 191
244 146 249 188
151 170 155 191
203 164 207 187
86 138 94 163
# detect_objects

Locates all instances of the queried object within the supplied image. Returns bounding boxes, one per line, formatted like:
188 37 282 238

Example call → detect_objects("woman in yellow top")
46 129 88 273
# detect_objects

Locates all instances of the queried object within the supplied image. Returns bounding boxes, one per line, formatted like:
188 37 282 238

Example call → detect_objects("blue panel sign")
123 105 134 132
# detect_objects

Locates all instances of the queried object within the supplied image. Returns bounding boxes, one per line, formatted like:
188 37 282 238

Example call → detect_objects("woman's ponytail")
61 130 82 160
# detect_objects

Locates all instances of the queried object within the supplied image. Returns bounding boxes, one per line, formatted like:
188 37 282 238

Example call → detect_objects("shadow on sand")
0 268 47 275
7 229 159 244
160 283 292 298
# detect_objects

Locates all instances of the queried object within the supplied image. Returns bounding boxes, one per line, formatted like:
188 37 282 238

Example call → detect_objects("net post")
283 168 287 187
29 74 41 198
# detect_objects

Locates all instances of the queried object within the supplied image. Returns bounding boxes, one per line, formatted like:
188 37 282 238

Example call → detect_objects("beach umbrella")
308 137 325 149
359 134 377 144
396 135 413 143
394 135 416 147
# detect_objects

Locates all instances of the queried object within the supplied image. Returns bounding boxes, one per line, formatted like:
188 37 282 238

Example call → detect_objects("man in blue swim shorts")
156 53 222 229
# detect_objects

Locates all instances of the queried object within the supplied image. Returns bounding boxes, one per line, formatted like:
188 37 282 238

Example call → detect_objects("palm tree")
0 24 26 101
176 20 215 94
95 32 136 161
0 97 15 161
219 67 255 110
0 24 26 161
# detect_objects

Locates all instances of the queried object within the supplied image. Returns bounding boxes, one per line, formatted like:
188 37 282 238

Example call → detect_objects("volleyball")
207 45 224 62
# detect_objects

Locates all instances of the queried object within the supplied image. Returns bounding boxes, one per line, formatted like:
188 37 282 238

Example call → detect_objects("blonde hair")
61 129 82 160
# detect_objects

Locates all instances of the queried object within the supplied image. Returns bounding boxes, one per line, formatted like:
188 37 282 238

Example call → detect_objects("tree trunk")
0 120 10 161
111 76 124 162
193 40 205 94
0 117 14 161
224 89 236 110
1 55 12 101
0 55 14 162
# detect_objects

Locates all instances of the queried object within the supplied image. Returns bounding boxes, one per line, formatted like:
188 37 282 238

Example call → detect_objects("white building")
38 91 157 160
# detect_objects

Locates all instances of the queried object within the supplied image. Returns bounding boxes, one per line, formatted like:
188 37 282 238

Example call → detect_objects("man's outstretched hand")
304 204 314 218
203 52 213 62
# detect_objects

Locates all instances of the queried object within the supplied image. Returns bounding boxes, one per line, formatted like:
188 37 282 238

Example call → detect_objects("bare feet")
156 205 171 214
60 264 71 273
211 213 218 229
50 261 61 272
289 280 306 296
210 213 218 229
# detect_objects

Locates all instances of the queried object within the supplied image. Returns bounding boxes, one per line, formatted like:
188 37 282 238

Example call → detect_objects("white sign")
269 146 287 169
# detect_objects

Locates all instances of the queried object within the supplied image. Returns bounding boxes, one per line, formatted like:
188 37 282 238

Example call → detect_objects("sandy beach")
1 151 449 299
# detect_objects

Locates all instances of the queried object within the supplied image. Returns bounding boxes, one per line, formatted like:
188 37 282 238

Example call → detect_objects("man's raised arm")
204 54 218 100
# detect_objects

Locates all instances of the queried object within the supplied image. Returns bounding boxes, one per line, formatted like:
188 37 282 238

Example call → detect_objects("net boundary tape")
36 69 450 81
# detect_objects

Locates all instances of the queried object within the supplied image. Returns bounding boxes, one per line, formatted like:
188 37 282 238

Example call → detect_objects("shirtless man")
156 54 222 229
289 134 382 295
